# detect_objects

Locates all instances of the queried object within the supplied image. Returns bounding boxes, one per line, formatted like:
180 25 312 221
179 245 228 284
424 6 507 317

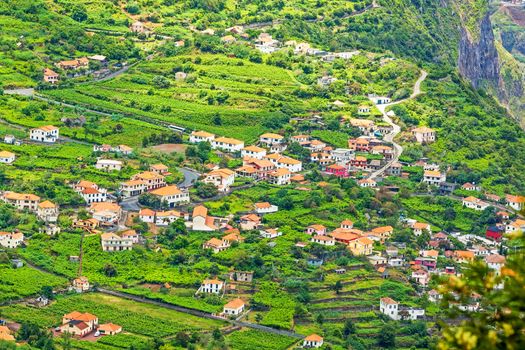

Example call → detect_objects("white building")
95 159 123 172
254 202 278 214
30 125 59 143
0 151 15 164
211 137 244 153
380 297 425 320
101 232 133 252
192 206 217 231
155 210 185 226
268 168 291 185
119 180 146 198
2 192 40 211
197 279 224 294
223 298 245 316
412 126 436 144
150 185 190 208
331 148 354 165
423 170 446 186
89 202 121 226
260 228 282 239
463 196 490 211
303 334 324 348
265 154 302 173
259 133 284 146
241 145 267 160
75 182 107 204
311 235 335 246
37 200 59 223
189 131 215 144
204 168 236 192
412 222 431 236
0 231 24 248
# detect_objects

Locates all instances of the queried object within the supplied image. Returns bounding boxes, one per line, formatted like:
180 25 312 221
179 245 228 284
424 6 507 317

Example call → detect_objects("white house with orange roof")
198 279 224 294
30 125 59 143
506 218 525 234
303 334 324 348
306 139 327 152
132 171 166 191
341 220 354 230
2 191 40 211
370 226 394 241
265 154 302 173
204 168 236 192
423 170 446 186
203 237 230 253
259 133 284 146
506 194 525 211
95 159 123 172
190 130 215 144
412 222 431 236
89 202 121 225
150 185 190 207
240 213 261 230
192 205 217 231
74 181 107 204
139 208 156 223
412 126 436 143
119 180 146 198
358 178 377 188
37 200 59 222
268 168 291 185
223 298 246 316
100 232 133 252
155 210 186 226
72 276 90 293
241 145 267 159
254 202 278 214
260 228 282 239
43 68 59 84
60 312 98 336
0 231 24 248
311 235 335 246
0 151 15 164
462 196 490 211
211 137 244 152
98 323 122 336
149 163 170 176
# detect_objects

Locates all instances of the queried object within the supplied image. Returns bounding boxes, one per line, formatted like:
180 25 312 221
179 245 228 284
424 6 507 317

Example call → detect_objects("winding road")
368 69 428 180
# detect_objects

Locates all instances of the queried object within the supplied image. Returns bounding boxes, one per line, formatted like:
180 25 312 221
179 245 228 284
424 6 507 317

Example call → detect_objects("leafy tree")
438 232 525 350
343 318 356 337
377 324 396 348
102 263 117 277
153 75 171 88
333 280 343 294
194 182 218 198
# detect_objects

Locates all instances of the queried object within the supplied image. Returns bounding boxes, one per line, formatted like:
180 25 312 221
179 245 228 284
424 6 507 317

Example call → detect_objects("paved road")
97 288 304 339
368 70 428 180
177 167 201 188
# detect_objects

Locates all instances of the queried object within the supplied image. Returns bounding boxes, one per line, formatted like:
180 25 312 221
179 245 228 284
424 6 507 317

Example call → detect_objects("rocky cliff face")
457 8 525 127
458 13 502 95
